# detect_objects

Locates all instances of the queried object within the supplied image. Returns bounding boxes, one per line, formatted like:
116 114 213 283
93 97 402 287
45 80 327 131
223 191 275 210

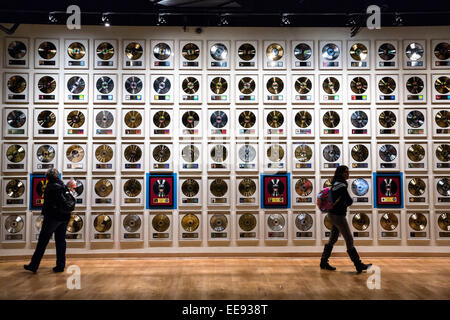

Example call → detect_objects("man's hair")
45 168 60 181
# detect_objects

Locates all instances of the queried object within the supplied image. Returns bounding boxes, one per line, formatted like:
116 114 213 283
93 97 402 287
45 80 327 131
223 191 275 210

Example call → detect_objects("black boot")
24 264 37 274
347 247 372 273
320 244 336 271
53 266 65 273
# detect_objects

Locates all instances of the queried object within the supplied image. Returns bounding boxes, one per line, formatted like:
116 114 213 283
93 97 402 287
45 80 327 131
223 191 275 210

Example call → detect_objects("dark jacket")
329 180 353 216
42 179 70 222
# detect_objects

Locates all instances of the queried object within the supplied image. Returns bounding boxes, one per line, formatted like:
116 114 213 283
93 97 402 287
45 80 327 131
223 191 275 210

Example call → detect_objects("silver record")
210 110 228 128
210 214 228 232
123 214 142 233
322 43 340 61
96 76 114 94
7 110 26 128
125 76 143 94
182 145 200 163
5 215 24 233
96 110 114 128
238 144 256 162
407 110 424 128
210 144 228 162
323 145 341 162
67 76 85 94
295 213 313 231
405 42 424 61
36 145 55 163
379 144 397 162
267 214 285 232
153 76 171 94
153 43 171 60
437 178 450 197
351 111 368 128
69 179 84 197
210 43 228 61
351 178 369 196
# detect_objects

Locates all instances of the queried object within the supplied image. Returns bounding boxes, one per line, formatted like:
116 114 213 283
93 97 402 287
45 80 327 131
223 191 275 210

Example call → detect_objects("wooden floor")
0 257 449 300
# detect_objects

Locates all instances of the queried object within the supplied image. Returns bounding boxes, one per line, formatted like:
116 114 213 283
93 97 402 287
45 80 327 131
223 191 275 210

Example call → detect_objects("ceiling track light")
102 13 111 27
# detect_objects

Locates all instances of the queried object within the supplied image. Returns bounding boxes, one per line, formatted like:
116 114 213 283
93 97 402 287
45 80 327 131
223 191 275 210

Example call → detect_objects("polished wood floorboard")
0 257 449 300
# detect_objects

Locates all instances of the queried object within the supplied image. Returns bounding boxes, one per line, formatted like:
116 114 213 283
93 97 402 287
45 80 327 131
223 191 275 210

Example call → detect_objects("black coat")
42 179 70 222
329 180 353 216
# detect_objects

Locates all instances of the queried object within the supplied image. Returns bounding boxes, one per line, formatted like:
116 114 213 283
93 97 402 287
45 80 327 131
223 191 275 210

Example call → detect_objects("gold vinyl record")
182 214 199 232
239 213 257 232
182 43 200 61
95 144 113 163
67 42 86 60
37 145 55 163
267 145 285 162
324 215 332 230
435 110 450 128
153 111 170 128
238 77 256 94
36 180 47 197
295 178 313 196
295 111 312 128
210 144 228 163
125 42 143 60
351 144 369 162
238 43 256 61
182 111 200 128
182 179 199 197
294 144 312 162
322 77 340 94
436 144 450 162
67 214 83 233
67 110 85 128
153 145 171 163
182 77 200 94
6 144 25 163
266 77 284 94
380 213 398 231
437 178 450 197
408 178 426 196
38 76 56 94
295 213 313 231
96 110 114 128
378 77 396 94
6 179 25 198
95 179 113 197
96 42 114 60
352 213 370 231
379 110 396 128
124 144 142 163
182 145 200 163
238 111 256 128
38 41 57 59
210 214 228 232
266 110 284 128
210 179 228 197
152 214 170 232
350 43 368 61
7 75 26 93
434 42 450 60
434 76 450 94
267 214 285 231
323 179 332 188
94 215 112 233
123 179 142 197
406 77 424 94
407 144 425 162
210 77 228 94
378 43 396 61
438 213 450 231
8 41 26 59
350 77 368 94
239 178 257 197
37 110 56 128
266 43 284 61
123 214 141 233
294 77 312 94
409 213 427 231
124 110 142 128
66 145 84 163
5 215 24 233
323 111 340 128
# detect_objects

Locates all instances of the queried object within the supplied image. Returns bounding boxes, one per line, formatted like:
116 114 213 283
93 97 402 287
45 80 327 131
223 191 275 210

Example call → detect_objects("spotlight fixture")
48 12 57 23
157 14 167 26
102 14 111 27
281 14 291 26
394 12 404 26
218 14 229 26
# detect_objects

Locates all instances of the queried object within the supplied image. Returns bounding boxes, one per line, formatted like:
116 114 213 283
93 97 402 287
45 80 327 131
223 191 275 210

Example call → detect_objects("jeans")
327 213 354 250
30 217 68 269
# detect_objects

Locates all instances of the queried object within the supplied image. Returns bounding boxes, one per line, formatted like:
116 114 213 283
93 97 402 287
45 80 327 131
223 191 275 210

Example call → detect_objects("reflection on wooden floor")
0 257 449 300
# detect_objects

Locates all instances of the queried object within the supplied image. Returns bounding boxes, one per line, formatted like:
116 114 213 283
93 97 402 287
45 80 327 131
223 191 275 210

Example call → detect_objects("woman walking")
320 165 371 273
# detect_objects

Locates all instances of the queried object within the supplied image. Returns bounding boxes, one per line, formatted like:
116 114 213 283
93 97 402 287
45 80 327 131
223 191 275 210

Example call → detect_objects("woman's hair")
45 168 60 182
331 165 349 184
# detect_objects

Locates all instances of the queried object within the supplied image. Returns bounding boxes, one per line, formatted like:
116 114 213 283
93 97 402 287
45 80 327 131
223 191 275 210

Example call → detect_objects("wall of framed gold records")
0 24 449 256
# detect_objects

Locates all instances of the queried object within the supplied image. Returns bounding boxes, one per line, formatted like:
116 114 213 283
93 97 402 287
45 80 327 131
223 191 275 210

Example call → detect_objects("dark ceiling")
1 0 450 29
